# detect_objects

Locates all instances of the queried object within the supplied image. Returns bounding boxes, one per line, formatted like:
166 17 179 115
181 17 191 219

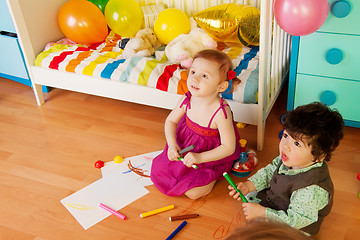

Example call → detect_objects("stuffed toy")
121 28 160 58
165 27 217 68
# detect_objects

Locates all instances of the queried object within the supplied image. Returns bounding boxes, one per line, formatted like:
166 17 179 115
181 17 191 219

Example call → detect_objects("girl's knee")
185 190 205 200
185 181 216 199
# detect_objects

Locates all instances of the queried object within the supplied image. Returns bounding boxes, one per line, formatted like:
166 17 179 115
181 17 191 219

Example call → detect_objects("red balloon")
58 0 108 44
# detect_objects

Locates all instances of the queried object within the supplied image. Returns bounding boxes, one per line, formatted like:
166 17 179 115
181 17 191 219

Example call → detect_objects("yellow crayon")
140 204 175 218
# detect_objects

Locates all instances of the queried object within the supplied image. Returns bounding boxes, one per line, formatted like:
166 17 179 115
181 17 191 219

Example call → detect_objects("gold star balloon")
193 3 260 47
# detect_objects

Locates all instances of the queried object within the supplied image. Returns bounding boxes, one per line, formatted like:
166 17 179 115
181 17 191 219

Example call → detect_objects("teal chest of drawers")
0 0 48 92
287 0 360 128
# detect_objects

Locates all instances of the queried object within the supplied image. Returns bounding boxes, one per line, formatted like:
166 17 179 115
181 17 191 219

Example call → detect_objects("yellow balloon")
154 8 191 45
193 3 260 46
104 0 144 37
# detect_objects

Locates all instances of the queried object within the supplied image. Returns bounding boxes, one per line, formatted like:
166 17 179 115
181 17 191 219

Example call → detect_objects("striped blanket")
34 37 259 103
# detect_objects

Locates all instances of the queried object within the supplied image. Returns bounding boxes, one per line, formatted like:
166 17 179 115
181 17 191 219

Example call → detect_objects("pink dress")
151 92 241 196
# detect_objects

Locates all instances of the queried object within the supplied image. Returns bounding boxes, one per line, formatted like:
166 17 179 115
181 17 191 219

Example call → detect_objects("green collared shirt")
248 155 330 231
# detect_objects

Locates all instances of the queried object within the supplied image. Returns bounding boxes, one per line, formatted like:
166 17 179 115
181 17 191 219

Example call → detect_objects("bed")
6 0 291 150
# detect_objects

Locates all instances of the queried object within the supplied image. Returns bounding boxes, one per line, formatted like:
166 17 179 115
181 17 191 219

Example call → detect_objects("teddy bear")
165 27 217 68
121 28 161 58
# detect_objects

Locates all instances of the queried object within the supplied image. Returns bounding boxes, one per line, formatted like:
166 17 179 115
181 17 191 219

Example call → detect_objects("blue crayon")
166 220 187 240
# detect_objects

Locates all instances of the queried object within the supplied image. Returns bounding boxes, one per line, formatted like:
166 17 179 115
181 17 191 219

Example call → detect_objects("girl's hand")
228 181 251 200
182 152 201 168
167 146 180 161
242 202 266 220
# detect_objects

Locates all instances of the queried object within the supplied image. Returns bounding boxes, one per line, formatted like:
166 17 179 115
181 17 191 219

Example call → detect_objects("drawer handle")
331 0 351 18
325 48 343 65
0 31 17 38
320 91 337 106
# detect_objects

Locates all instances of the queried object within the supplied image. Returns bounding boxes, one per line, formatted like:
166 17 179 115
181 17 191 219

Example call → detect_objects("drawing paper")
61 174 148 229
101 150 161 186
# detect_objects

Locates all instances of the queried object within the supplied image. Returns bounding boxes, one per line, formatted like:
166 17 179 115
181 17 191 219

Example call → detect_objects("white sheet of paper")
60 174 149 230
101 151 161 187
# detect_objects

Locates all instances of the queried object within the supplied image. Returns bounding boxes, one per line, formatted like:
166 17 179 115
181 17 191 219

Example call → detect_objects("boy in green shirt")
228 102 344 236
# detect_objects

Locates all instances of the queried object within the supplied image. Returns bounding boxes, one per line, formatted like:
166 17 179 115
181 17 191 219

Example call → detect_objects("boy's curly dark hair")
282 102 344 162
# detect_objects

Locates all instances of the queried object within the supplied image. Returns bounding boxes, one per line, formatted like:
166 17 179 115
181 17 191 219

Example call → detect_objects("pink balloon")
274 0 329 36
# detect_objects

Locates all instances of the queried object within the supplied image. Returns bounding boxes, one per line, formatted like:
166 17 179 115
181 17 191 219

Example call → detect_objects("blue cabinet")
0 0 48 92
288 0 360 128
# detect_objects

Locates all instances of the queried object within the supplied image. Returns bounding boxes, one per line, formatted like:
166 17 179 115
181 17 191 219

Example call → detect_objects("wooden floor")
0 78 359 240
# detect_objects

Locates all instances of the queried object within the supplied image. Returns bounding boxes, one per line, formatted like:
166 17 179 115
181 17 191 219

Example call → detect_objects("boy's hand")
167 146 180 161
228 181 251 200
242 202 266 220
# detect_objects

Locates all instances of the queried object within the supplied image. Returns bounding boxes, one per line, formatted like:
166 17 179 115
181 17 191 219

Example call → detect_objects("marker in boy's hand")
228 180 256 201
223 172 248 203
228 182 249 200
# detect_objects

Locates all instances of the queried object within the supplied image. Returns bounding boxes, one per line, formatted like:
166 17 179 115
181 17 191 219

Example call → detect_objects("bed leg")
32 83 45 105
257 120 265 151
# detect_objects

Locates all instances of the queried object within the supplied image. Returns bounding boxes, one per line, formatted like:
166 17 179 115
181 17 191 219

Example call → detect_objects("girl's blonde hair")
193 49 241 93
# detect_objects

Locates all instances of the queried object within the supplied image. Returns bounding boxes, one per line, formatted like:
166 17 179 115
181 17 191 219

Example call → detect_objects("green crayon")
223 172 248 203
179 157 198 169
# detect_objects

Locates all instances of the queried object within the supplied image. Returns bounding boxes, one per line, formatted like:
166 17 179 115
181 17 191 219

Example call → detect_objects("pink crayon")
99 203 126 220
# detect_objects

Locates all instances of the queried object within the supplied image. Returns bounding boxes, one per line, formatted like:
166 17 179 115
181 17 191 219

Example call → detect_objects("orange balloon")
58 0 108 44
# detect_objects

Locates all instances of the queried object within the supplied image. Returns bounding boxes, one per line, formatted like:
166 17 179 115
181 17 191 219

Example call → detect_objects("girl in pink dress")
151 49 241 199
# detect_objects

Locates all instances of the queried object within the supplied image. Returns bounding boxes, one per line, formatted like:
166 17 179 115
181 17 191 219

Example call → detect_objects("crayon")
223 172 248 203
178 157 198 169
178 145 198 169
140 204 175 218
99 203 126 220
169 214 199 221
178 145 195 155
166 221 187 240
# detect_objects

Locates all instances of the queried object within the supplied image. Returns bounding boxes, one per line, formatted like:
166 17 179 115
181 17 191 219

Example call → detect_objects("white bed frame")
6 0 291 150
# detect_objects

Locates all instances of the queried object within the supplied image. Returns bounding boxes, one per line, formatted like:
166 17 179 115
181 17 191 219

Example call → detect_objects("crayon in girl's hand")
178 145 195 155
178 157 198 169
178 145 198 169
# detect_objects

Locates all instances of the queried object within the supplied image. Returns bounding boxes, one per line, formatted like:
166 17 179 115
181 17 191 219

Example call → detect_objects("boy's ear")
316 154 326 163
217 81 229 93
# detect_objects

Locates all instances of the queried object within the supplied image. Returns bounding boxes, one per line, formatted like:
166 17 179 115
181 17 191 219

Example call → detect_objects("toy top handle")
239 139 247 148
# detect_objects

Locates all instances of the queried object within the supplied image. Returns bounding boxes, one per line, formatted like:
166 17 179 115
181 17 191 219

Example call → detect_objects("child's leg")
184 180 216 200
